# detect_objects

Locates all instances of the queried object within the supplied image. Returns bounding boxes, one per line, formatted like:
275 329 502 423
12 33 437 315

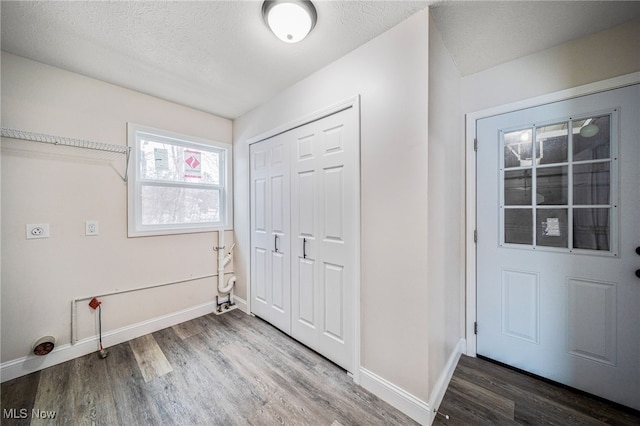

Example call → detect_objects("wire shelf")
1 127 131 182
0 127 129 154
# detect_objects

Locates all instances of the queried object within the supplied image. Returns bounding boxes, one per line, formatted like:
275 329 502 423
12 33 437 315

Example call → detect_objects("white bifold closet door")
250 134 291 334
250 107 357 372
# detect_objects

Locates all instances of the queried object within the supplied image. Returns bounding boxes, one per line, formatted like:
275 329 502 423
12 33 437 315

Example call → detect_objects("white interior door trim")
465 72 640 356
245 95 361 383
246 95 361 146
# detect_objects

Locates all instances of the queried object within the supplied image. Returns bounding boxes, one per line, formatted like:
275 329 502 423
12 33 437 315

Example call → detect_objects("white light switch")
85 220 99 236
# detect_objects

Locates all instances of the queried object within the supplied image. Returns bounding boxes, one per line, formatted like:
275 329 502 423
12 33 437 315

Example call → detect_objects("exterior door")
476 84 640 410
290 107 357 372
250 134 291 334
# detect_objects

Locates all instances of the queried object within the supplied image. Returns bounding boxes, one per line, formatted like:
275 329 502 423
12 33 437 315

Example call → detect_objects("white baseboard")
1 300 216 383
427 338 465 424
359 368 431 425
232 294 248 313
359 338 465 425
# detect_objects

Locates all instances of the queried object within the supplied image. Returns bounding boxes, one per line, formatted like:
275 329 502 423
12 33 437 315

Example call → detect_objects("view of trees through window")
138 139 223 226
128 123 230 236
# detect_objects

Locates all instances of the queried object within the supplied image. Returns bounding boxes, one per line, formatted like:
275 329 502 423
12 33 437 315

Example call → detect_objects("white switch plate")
26 224 50 239
85 220 99 236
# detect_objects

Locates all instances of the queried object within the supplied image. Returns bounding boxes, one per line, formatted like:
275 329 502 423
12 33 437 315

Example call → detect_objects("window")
500 111 617 255
127 123 232 237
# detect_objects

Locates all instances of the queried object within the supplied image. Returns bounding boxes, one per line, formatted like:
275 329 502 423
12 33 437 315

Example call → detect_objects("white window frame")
127 123 232 237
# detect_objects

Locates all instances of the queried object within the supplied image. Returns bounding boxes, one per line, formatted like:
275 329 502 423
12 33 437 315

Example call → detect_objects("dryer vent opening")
32 336 56 356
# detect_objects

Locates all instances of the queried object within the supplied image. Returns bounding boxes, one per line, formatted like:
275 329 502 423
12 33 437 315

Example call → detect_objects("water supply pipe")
71 273 216 344
217 231 236 294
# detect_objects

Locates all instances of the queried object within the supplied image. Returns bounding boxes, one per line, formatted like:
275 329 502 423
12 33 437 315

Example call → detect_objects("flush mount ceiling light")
579 119 600 138
262 0 317 43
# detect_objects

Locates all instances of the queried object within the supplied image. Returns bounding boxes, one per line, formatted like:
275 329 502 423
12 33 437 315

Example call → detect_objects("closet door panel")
319 110 354 371
254 179 267 233
250 136 291 334
250 143 271 319
291 129 319 348
297 171 316 237
253 248 267 303
270 175 285 233
268 136 291 333
271 251 286 312
323 262 345 342
269 172 288 312
297 133 315 161
323 166 344 242
297 258 315 327
291 107 356 372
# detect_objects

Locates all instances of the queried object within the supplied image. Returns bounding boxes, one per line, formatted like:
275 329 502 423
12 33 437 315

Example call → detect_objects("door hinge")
474 229 477 243
474 138 478 151
474 322 478 335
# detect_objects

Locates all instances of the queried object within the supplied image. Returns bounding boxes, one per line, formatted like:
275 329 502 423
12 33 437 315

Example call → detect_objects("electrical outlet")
26 224 50 239
85 220 99 236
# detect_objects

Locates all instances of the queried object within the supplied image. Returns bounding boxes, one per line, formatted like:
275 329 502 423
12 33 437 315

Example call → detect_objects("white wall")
234 9 430 402
426 12 464 400
1 53 232 374
463 17 640 113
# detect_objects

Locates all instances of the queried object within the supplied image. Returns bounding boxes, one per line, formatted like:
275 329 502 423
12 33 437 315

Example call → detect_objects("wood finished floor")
3 311 640 426
1 309 417 426
433 355 640 425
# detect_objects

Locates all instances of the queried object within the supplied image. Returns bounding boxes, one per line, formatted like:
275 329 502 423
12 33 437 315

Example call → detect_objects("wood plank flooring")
4 310 639 425
1 310 417 425
433 355 640 425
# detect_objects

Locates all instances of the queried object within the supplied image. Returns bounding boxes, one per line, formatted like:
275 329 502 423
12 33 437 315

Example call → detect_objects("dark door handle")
636 269 640 279
303 238 307 259
274 235 279 253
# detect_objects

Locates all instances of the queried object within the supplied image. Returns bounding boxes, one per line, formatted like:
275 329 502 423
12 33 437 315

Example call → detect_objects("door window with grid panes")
500 112 617 255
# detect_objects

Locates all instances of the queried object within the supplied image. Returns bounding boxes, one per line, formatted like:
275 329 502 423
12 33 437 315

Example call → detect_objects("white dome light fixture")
263 0 317 43
579 123 600 138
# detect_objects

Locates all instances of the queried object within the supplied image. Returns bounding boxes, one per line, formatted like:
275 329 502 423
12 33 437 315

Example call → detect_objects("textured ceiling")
431 1 640 76
2 1 639 119
0 0 427 119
